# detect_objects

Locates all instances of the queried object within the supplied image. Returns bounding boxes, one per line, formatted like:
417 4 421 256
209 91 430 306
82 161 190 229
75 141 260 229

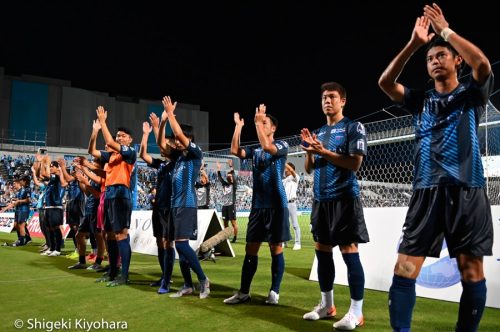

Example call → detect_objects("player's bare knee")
394 261 416 278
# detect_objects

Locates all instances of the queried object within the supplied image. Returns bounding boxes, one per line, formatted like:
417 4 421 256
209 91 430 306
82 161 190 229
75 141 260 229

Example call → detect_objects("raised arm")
139 121 154 164
57 158 75 183
96 106 120 152
378 16 432 103
88 119 102 159
424 3 491 84
231 112 246 158
74 171 101 199
157 106 173 155
254 104 277 154
216 161 229 186
56 167 69 188
31 165 45 187
162 96 191 149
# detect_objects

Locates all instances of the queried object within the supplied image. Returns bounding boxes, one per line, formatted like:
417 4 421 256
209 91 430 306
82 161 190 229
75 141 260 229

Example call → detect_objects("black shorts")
78 214 95 234
66 200 85 226
152 207 170 239
104 198 132 233
399 187 493 258
15 210 29 223
45 208 64 228
310 197 369 247
168 207 198 241
222 204 236 221
38 209 47 230
246 208 291 243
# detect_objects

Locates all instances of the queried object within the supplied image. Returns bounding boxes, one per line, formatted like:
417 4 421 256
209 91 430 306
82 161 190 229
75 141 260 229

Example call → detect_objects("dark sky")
1 1 499 150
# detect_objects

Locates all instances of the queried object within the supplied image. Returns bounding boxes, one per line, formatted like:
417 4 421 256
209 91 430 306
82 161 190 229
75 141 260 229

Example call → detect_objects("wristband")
440 27 455 42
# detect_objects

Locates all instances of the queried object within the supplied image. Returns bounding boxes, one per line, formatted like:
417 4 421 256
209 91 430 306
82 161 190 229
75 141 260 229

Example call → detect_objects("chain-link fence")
202 100 500 211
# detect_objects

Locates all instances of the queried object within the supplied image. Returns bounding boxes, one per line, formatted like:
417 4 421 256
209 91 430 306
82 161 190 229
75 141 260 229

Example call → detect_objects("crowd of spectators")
2 152 499 212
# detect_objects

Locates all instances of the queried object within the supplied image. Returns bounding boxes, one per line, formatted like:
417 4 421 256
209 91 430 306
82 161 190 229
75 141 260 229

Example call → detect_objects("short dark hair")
50 161 59 168
287 162 295 170
321 82 347 99
180 124 195 141
425 35 459 57
266 114 278 128
116 127 133 137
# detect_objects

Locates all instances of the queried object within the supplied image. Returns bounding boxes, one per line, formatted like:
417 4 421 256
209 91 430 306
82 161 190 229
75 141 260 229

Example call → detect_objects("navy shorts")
222 204 236 221
168 207 198 241
310 197 369 247
66 200 85 226
399 187 493 258
246 208 291 243
45 208 64 228
78 213 95 234
15 210 30 223
104 198 132 233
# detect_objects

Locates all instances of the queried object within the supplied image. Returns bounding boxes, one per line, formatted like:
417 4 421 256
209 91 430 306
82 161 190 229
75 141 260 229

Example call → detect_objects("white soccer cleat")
333 312 364 330
223 291 251 304
48 251 61 257
292 244 301 250
169 285 194 298
303 302 336 320
199 278 210 299
265 290 279 305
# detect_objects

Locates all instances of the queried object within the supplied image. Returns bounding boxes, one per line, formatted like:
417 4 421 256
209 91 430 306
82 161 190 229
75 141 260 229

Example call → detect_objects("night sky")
1 1 499 150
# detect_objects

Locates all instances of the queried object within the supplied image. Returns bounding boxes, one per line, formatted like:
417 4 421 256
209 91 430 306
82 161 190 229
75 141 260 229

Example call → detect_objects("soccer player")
159 95 210 299
282 162 301 250
195 164 211 210
59 158 85 259
5 175 31 246
42 161 69 256
224 104 290 305
378 4 494 331
68 161 102 270
139 115 178 294
89 106 136 287
216 159 238 242
301 81 369 330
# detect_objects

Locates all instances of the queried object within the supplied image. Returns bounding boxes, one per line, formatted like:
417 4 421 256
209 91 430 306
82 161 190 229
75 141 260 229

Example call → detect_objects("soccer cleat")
66 251 79 259
40 250 53 256
303 303 336 320
333 312 364 330
95 272 112 283
157 279 170 294
11 241 24 247
169 284 194 298
293 244 301 250
223 291 251 304
86 264 102 271
25 238 32 245
39 244 49 252
265 290 279 305
48 251 61 257
199 278 210 299
106 275 129 287
68 262 87 269
231 236 237 243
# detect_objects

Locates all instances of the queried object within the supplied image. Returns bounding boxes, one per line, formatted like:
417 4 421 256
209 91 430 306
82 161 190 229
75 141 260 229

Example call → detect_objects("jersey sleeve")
120 145 137 164
274 140 289 157
100 151 111 163
348 121 367 156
